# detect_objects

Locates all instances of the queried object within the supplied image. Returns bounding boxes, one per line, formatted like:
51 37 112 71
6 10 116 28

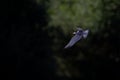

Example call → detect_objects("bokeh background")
0 0 120 80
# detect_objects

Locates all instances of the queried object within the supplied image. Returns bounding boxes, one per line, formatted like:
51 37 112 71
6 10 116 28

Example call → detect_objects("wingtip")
64 46 68 49
64 45 70 49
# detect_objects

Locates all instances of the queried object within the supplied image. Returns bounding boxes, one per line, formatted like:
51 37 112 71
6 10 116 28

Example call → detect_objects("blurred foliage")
26 0 120 79
47 0 103 34
1 0 120 80
41 0 120 79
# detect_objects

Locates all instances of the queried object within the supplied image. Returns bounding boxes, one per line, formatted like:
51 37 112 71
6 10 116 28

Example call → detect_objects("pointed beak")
73 32 76 34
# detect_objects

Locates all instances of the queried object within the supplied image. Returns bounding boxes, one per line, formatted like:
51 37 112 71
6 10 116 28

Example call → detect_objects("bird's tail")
83 30 89 38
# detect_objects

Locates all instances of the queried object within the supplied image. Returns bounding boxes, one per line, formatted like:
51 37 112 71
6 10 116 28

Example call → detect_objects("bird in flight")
64 27 89 49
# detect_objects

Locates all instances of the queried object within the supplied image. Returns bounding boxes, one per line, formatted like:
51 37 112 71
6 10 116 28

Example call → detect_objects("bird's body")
64 28 89 49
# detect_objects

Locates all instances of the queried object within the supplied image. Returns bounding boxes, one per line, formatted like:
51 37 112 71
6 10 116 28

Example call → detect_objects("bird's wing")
83 30 89 39
64 34 82 49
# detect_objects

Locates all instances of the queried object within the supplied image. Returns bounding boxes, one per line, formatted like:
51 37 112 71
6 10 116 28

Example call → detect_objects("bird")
64 27 89 49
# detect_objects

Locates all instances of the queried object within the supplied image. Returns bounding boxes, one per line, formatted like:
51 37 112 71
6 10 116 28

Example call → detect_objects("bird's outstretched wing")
64 34 82 49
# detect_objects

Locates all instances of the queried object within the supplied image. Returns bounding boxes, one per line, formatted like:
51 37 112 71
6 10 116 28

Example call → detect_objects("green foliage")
44 0 120 79
47 0 103 34
2 0 120 79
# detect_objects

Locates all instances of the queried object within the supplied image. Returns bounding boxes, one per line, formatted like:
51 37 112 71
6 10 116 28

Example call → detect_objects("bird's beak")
73 32 76 34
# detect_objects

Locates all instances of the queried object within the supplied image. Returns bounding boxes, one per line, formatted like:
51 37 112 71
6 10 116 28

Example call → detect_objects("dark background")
0 0 120 80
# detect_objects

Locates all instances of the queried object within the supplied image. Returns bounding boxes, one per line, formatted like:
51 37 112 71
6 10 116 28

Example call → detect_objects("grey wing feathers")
64 34 82 49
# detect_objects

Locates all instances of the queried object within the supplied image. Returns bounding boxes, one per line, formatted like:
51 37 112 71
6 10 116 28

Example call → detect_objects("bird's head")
76 28 83 34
